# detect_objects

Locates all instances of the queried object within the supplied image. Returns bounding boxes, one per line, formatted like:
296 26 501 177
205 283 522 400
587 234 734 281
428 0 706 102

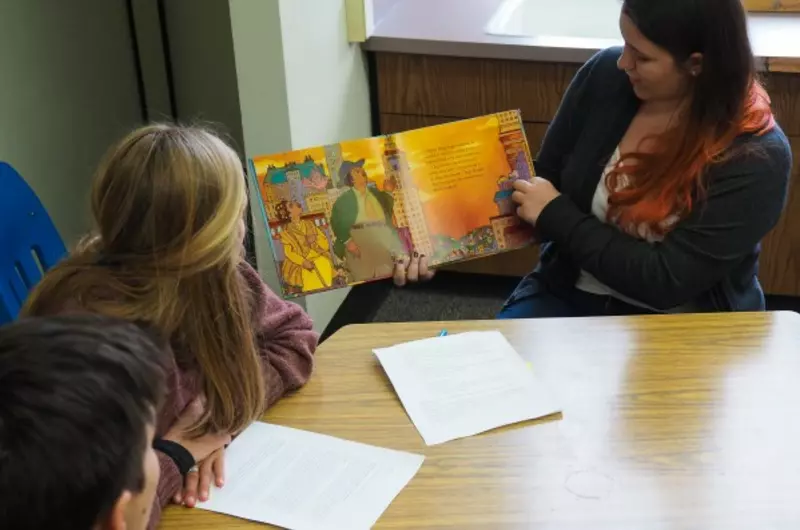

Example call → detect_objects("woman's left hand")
511 178 561 225
175 447 226 508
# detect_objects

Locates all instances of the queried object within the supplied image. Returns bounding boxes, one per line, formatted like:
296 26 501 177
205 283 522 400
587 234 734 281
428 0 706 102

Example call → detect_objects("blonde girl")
23 124 317 528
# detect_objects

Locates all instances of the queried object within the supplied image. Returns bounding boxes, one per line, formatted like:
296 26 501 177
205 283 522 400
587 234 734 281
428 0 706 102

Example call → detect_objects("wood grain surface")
376 53 578 123
767 72 800 136
744 0 800 12
375 53 800 139
767 57 800 75
160 312 800 529
759 135 800 295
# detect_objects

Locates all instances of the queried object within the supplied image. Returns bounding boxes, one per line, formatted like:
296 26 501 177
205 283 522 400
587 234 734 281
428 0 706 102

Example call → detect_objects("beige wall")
162 0 245 154
278 0 373 329
1 0 369 331
229 0 293 299
0 0 143 246
230 0 373 330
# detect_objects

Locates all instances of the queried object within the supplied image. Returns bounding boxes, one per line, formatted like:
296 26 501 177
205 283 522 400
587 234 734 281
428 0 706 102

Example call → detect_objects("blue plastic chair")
0 163 67 324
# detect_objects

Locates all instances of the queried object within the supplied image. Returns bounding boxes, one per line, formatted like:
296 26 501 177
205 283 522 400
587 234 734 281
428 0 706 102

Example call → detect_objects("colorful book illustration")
249 110 537 298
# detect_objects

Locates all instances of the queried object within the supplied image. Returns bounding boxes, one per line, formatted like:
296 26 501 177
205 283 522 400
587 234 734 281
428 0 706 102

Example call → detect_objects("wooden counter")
745 0 800 12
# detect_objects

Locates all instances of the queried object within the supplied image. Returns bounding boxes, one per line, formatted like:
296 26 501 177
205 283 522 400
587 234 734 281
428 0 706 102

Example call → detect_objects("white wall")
0 0 368 331
229 0 294 299
278 0 373 331
230 0 373 331
163 0 245 154
0 1 143 246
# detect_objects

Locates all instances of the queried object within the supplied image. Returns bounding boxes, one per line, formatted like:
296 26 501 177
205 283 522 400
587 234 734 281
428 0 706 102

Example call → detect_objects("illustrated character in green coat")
330 159 404 282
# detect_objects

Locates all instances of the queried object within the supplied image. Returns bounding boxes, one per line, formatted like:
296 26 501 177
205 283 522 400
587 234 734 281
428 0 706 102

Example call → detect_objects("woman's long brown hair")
609 0 775 236
23 124 265 435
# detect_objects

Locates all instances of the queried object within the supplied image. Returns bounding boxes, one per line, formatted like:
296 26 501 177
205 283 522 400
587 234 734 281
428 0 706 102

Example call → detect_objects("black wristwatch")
153 439 196 476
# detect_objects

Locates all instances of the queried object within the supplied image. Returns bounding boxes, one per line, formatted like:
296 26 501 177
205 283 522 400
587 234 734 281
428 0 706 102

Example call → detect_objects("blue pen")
438 329 448 337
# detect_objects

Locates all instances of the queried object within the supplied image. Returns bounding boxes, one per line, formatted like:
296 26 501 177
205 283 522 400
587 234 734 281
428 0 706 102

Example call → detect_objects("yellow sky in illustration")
398 116 511 239
250 136 390 190
339 137 386 187
251 146 328 179
247 117 516 241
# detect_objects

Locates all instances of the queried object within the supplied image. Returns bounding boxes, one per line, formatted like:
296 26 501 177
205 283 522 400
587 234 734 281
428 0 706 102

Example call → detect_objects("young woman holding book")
396 0 791 317
22 124 318 528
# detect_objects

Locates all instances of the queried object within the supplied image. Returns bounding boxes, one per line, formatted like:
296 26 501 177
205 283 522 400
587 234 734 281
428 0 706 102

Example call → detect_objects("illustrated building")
494 174 516 216
305 192 328 215
514 151 533 182
325 144 343 187
490 215 532 250
489 216 514 250
264 158 331 218
286 169 305 208
497 111 528 168
382 134 431 256
490 146 536 250
325 187 347 222
261 181 283 219
273 181 290 201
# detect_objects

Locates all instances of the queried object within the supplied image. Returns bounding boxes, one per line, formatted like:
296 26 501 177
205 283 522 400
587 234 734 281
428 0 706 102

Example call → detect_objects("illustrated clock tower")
325 144 343 188
382 135 432 256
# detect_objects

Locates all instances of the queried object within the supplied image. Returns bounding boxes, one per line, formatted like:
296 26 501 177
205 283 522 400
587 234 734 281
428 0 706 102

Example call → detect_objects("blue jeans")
497 274 652 319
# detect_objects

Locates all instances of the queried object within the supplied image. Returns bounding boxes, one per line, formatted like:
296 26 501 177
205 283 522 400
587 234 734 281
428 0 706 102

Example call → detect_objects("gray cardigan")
530 47 792 312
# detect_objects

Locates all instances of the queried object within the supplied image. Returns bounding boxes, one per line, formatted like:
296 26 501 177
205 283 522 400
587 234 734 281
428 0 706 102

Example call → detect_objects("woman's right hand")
162 397 231 468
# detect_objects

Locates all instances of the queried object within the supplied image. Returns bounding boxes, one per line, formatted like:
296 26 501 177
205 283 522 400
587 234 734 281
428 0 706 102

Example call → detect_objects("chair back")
0 162 67 324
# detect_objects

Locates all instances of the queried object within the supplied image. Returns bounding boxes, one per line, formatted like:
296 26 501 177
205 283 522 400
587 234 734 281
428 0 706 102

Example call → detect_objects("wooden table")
160 312 800 529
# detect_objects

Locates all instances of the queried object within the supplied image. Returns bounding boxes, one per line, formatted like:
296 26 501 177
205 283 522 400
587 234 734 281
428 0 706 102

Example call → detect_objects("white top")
574 148 678 311
354 188 385 224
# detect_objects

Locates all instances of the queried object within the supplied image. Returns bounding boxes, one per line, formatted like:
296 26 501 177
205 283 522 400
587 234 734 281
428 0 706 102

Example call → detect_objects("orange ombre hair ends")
608 0 776 236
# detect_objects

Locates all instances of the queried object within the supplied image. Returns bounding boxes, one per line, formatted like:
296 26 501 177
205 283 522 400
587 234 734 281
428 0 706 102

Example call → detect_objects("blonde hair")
23 124 265 435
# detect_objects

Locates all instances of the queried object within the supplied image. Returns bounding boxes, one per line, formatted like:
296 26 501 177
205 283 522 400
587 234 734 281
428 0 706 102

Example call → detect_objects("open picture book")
248 110 537 298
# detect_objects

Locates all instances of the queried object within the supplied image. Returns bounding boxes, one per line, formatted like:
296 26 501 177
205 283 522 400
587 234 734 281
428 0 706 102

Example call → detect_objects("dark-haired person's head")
0 315 166 530
610 0 774 234
618 0 755 116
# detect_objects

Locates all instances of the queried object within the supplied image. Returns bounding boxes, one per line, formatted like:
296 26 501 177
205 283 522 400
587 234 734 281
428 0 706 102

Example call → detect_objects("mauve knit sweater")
148 262 317 527
33 261 318 529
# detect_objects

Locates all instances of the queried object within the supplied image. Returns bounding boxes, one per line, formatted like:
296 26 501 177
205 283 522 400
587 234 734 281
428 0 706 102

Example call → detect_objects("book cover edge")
246 158 297 299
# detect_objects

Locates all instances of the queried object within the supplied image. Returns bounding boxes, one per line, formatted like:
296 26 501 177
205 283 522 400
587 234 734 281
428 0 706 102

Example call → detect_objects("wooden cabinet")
744 0 800 12
373 51 800 296
376 53 578 122
759 138 800 295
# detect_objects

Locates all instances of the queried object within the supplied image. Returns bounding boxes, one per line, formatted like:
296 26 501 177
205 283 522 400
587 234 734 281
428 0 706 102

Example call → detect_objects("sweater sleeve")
239 261 318 408
535 133 792 310
534 48 609 189
147 452 183 530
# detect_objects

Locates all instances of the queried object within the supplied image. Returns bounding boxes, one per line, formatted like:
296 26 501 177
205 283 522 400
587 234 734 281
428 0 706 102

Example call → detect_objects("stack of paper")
198 422 424 530
374 331 560 445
